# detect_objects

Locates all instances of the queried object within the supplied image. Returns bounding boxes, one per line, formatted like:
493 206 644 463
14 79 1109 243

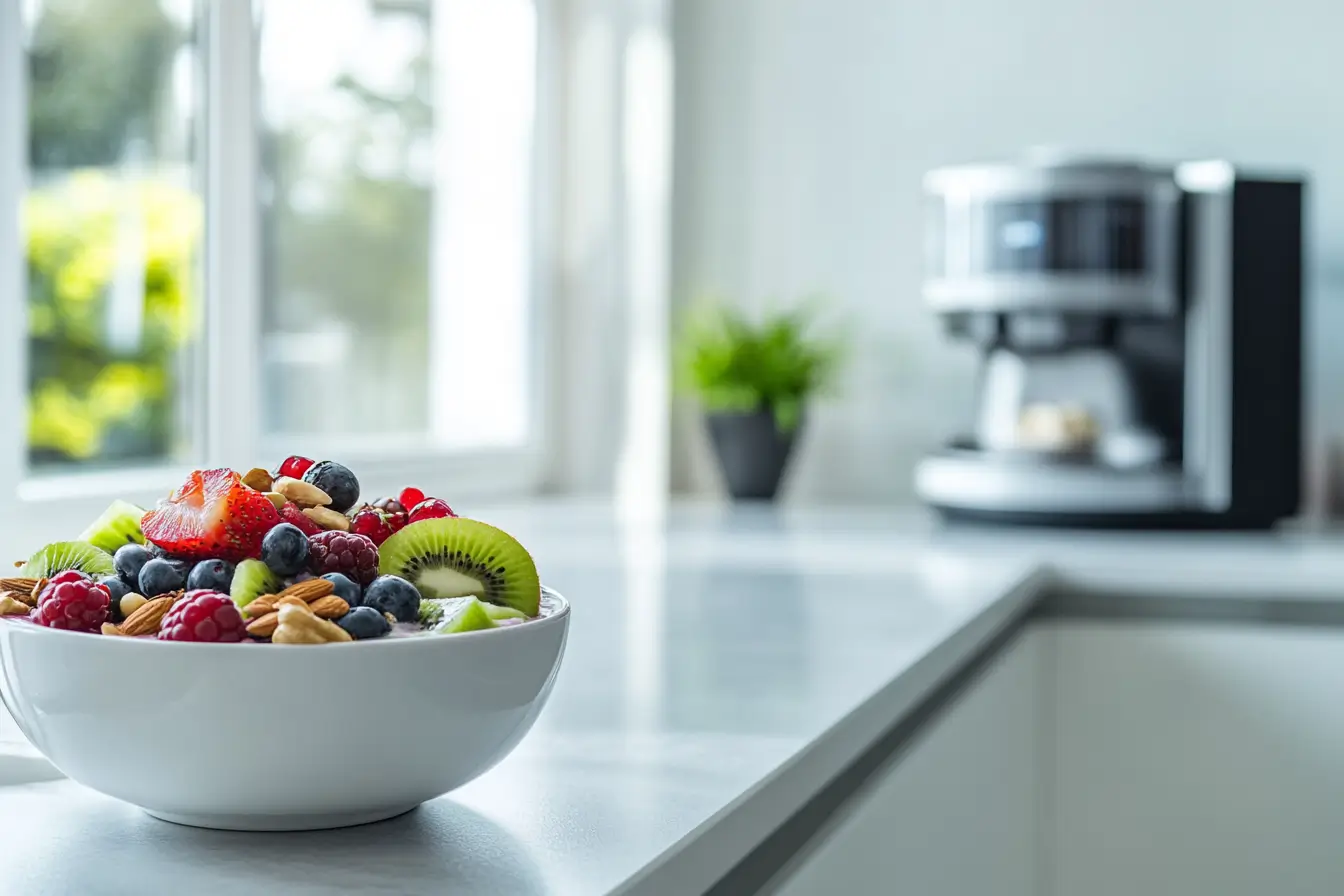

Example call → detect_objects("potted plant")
676 301 843 501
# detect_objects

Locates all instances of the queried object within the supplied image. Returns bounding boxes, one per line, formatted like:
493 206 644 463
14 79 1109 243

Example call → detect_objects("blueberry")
302 461 360 514
363 575 421 623
336 606 392 640
261 523 311 577
321 572 362 606
145 542 170 559
187 559 236 593
113 544 151 589
139 557 187 596
99 576 130 603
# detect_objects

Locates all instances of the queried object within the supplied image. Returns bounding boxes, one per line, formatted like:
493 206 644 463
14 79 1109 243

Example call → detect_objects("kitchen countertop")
5 503 1344 895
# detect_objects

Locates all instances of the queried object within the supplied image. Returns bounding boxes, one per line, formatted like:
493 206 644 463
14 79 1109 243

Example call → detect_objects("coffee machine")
914 152 1304 528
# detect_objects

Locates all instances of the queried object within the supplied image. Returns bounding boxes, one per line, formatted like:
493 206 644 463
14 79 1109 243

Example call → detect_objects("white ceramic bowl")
0 588 569 831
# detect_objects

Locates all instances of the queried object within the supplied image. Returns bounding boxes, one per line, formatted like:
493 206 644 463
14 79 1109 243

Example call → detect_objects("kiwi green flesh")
379 518 541 617
231 559 283 608
421 597 499 634
21 541 116 578
78 500 146 555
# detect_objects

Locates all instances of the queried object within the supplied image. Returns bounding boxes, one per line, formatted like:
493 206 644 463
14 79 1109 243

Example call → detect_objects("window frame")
0 0 557 550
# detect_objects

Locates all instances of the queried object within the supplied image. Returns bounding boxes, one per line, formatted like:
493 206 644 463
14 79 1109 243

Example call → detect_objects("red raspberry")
398 487 426 510
158 590 246 642
32 570 109 632
308 531 379 586
409 498 456 523
349 507 394 546
277 455 315 479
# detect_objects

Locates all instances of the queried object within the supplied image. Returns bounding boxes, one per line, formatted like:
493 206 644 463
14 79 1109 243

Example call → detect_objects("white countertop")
5 503 1344 895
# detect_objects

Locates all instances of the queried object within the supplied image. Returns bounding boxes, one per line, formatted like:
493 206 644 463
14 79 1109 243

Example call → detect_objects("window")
1 0 548 533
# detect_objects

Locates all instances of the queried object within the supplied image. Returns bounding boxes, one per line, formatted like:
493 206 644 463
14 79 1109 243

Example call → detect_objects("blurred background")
3 0 1338 526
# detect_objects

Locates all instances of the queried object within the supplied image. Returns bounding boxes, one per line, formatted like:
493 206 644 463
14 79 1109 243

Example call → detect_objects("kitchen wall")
669 0 1344 506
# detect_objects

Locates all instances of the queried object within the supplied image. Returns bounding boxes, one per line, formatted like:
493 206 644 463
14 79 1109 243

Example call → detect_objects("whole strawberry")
158 590 246 642
33 570 110 632
308 531 379 586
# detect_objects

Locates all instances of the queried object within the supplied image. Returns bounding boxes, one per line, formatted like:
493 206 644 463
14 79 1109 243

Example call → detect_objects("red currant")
277 455 315 479
409 498 456 523
398 487 426 510
387 512 409 534
350 507 394 545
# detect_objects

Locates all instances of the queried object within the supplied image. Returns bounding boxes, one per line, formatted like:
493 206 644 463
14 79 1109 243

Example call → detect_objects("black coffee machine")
915 153 1304 528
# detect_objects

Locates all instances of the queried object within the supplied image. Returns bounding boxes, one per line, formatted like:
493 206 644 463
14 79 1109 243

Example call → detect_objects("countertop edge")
612 566 1053 896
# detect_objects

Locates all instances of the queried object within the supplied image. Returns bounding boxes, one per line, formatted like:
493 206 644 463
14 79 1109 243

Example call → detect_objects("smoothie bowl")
0 458 569 830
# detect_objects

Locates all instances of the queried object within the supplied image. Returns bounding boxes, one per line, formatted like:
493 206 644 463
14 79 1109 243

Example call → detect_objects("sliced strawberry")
141 469 281 562
279 501 323 537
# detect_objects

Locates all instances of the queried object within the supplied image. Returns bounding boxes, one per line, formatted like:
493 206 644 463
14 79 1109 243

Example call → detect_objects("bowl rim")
0 587 569 653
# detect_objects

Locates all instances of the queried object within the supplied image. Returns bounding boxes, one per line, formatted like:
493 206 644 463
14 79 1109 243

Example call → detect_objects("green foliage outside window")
25 172 200 464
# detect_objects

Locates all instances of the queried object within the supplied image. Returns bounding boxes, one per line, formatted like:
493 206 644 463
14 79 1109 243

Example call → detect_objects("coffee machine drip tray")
916 442 1188 515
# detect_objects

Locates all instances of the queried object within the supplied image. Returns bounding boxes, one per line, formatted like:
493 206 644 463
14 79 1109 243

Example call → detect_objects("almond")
302 506 349 531
120 596 175 636
244 594 281 617
308 595 350 619
278 579 334 603
274 476 331 508
272 604 352 644
30 578 48 604
101 623 124 636
0 577 40 605
0 594 30 617
246 611 280 638
263 491 287 510
241 467 274 492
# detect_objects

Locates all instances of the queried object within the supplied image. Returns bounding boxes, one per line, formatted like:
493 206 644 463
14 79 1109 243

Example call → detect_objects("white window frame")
0 0 558 549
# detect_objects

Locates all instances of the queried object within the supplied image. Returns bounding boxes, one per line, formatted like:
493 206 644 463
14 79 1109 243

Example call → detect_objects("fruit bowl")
0 588 569 831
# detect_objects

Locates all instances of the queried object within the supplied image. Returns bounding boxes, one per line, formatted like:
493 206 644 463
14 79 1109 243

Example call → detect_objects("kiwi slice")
230 559 283 609
21 541 116 578
422 597 500 634
78 500 146 555
418 596 525 627
379 518 540 617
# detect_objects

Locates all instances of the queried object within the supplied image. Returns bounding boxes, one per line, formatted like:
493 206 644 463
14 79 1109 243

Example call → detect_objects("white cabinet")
770 630 1042 896
1048 622 1344 896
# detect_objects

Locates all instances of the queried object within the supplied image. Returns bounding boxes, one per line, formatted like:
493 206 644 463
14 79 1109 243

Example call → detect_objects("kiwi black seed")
378 518 540 617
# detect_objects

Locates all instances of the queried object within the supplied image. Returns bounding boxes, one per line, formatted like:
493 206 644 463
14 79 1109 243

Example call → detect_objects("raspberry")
277 455 315 479
350 508 394 546
308 531 379 586
398 487 426 510
409 498 456 523
33 570 110 632
158 590 246 642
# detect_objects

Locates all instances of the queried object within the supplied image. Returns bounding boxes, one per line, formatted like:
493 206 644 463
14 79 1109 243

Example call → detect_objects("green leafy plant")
675 300 844 430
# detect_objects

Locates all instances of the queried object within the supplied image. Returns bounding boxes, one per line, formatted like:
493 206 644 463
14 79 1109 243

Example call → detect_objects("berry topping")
349 507 394 546
113 543 151 590
373 497 405 515
278 501 323 537
261 523 311 577
398 487 426 511
158 590 247 642
409 498 456 523
321 572 362 606
308 531 379 586
277 455 316 480
138 557 188 597
336 606 392 640
363 574 421 623
141 469 281 562
302 461 360 514
99 575 130 604
187 559 236 593
32 571 110 632
387 512 409 535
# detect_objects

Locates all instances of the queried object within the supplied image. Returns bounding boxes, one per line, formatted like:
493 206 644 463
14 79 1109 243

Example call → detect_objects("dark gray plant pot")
705 409 801 502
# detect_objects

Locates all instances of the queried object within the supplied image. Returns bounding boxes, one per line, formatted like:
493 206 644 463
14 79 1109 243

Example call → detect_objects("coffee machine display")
915 153 1304 528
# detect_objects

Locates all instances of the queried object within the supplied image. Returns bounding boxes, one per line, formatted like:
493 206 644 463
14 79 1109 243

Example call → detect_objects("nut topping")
272 603 352 644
